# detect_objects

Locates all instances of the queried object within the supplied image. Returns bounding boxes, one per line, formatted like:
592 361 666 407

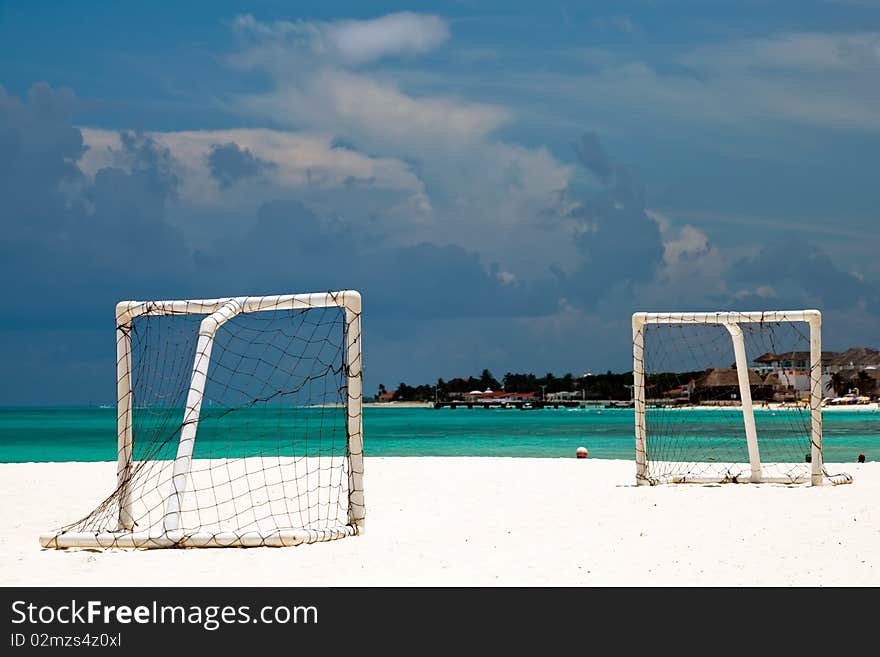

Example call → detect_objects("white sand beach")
2 457 878 587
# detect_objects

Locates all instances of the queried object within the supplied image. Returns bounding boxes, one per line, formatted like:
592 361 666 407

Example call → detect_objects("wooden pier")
433 400 594 410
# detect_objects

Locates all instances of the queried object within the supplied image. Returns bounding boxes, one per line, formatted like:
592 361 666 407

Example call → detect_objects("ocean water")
0 406 877 463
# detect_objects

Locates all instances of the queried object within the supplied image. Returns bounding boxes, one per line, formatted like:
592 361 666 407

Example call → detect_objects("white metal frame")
40 291 365 548
632 310 851 486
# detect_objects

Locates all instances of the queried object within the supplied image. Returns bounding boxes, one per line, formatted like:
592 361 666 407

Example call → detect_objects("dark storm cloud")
2 83 876 405
0 84 195 403
200 198 559 320
560 133 665 308
207 142 277 188
0 83 552 336
361 241 558 320
0 83 85 242
572 132 613 184
727 237 879 312
0 85 191 326
193 198 354 295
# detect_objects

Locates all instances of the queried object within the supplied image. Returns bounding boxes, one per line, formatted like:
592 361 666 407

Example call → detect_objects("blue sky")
1 1 879 404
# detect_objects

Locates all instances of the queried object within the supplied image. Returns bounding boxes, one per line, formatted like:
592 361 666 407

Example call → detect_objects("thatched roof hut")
693 368 771 402
695 368 762 388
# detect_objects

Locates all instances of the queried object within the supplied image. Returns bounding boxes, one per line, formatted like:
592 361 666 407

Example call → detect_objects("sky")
1 1 879 404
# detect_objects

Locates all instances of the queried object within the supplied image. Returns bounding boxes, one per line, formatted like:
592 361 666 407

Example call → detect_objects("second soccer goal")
40 290 365 549
632 309 852 486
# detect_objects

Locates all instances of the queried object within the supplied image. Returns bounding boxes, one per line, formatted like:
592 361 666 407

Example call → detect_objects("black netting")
44 294 364 548
634 313 850 485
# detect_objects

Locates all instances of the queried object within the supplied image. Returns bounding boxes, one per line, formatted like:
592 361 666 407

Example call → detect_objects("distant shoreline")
364 401 880 412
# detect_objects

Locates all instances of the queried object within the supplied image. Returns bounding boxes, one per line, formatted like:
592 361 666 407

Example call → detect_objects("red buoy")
576 446 588 459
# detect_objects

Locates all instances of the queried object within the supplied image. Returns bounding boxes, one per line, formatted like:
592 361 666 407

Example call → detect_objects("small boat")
520 402 534 410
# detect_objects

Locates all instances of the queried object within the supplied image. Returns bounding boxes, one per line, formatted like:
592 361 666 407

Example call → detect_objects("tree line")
375 369 642 402
375 367 880 403
829 370 878 397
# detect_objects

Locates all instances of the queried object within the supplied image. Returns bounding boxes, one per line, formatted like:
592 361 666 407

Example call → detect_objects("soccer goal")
40 291 365 549
632 310 852 486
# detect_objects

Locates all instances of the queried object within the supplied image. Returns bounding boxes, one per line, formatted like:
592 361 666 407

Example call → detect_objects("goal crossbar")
115 292 357 321
633 310 821 325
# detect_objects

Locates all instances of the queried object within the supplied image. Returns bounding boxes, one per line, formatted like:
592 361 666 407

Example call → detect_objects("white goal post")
632 309 852 486
40 290 365 549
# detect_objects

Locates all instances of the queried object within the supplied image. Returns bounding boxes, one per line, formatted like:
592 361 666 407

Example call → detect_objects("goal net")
632 310 851 486
40 291 365 548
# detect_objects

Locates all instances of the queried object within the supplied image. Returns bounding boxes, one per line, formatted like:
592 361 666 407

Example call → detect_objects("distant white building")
748 348 880 399
751 351 837 374
545 391 581 401
751 351 838 399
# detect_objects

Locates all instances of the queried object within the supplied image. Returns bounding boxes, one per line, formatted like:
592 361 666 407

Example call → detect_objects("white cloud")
230 13 510 154
77 127 434 246
670 32 880 130
734 285 778 299
239 69 510 153
651 213 710 266
322 13 450 65
231 13 509 151
646 209 725 294
80 127 428 205
233 12 450 67
225 14 575 279
681 32 880 74
509 31 880 133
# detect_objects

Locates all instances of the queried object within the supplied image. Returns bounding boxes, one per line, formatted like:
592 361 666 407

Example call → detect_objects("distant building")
661 379 695 402
693 368 771 403
751 347 879 399
377 390 396 402
654 347 879 403
545 391 581 401
751 351 839 399
462 389 536 403
506 392 537 402
761 371 800 401
751 351 838 375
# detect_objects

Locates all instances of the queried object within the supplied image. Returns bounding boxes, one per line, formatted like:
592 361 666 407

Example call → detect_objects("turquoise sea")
0 406 877 463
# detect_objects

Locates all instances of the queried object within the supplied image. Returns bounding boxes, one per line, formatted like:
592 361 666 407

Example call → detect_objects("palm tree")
856 370 873 397
829 372 847 396
479 369 495 390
